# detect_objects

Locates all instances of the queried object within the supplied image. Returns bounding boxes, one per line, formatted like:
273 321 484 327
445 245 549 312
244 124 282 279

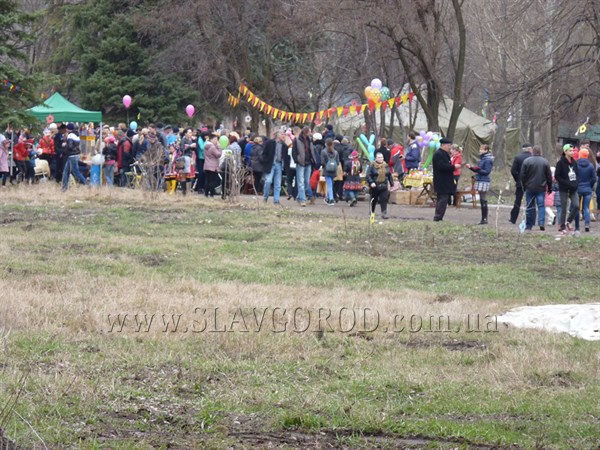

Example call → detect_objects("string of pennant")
227 83 415 123
2 78 28 95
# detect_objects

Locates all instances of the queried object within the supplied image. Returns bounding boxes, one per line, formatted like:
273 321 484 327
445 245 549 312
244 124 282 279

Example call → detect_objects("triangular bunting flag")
308 112 315 122
337 106 343 117
259 101 265 112
349 106 356 115
302 113 308 123
248 92 254 102
266 105 272 115
408 92 415 102
401 94 408 104
343 106 349 117
318 110 325 120
360 104 367 114
388 98 395 109
294 113 300 122
368 100 375 112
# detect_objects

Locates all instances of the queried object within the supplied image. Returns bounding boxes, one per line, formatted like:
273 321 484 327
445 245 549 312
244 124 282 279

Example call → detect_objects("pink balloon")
186 104 195 118
122 95 132 109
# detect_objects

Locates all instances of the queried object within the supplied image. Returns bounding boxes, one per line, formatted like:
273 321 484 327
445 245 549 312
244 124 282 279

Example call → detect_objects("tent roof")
27 92 102 123
337 97 494 139
405 98 494 139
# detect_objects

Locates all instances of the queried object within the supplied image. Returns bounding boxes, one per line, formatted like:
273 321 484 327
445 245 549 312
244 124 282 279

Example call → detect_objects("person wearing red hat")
576 147 596 232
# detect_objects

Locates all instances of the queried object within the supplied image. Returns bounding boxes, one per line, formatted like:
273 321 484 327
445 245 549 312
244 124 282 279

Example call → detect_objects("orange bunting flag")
342 106 349 117
308 112 315 122
337 106 343 117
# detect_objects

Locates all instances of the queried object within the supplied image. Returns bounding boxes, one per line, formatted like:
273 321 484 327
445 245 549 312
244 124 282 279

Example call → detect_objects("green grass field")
0 186 598 449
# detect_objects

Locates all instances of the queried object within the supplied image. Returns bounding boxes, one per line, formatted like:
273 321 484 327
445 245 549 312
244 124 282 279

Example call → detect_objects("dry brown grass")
0 184 598 449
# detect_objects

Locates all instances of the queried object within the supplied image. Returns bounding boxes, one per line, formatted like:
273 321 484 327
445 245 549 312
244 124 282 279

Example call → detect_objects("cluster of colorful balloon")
416 131 442 169
364 78 391 102
416 130 441 151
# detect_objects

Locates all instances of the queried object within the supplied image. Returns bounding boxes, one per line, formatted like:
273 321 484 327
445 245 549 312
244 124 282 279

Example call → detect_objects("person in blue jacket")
466 144 494 225
576 147 596 232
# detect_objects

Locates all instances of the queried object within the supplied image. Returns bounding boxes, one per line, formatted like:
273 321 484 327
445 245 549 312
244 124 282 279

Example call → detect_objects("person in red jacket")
12 139 29 183
38 129 55 178
449 144 463 206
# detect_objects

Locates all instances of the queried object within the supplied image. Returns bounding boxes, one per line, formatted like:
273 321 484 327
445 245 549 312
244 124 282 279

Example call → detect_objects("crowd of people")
508 141 598 236
1 121 598 233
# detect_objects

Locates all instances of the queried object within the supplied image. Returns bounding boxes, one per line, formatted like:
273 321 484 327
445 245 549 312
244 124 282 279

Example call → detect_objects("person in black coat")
432 137 460 221
509 143 533 224
555 144 580 234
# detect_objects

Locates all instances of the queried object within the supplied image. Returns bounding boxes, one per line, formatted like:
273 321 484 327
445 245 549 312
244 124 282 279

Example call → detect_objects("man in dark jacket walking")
509 143 532 224
432 137 460 221
261 131 288 204
555 144 580 235
520 146 552 231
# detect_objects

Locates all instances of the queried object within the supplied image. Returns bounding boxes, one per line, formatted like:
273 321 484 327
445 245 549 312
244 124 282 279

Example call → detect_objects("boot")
382 210 389 219
478 201 488 225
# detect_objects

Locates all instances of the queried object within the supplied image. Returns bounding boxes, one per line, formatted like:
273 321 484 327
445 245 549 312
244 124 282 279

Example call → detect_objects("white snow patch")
497 303 600 341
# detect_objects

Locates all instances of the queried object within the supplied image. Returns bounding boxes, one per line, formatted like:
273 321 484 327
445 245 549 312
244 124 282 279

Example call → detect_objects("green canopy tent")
26 92 102 123
17 93 103 177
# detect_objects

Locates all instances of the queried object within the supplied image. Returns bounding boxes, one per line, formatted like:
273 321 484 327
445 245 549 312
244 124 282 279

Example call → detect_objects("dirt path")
248 195 595 235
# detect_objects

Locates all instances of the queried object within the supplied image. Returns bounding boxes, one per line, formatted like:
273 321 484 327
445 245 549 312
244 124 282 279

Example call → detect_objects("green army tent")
27 92 102 123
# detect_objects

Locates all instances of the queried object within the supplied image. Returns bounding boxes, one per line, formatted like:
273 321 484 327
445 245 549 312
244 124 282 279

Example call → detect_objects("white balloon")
371 78 383 89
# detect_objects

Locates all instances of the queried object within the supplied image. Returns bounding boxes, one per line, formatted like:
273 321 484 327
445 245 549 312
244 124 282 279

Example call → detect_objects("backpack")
325 154 337 175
